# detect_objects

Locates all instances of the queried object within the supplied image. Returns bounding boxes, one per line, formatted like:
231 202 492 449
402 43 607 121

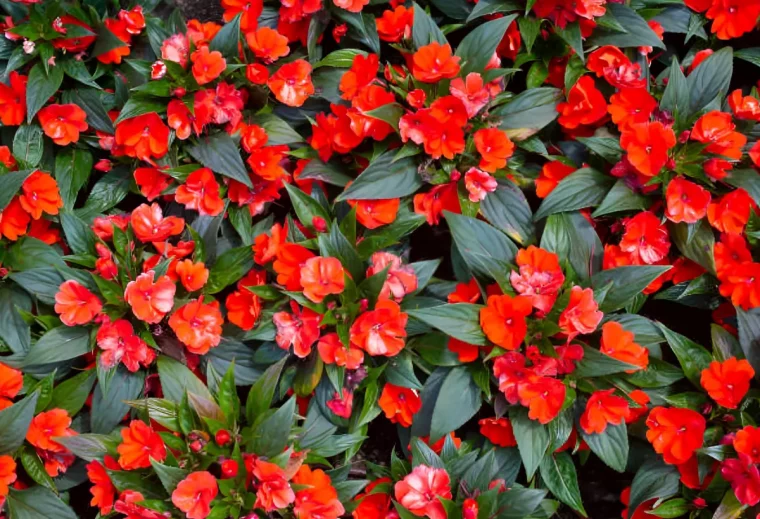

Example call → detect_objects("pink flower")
96 318 155 372
394 465 452 519
326 388 353 418
366 252 418 302
273 302 321 358
509 246 565 315
558 286 603 340
722 458 760 506
464 167 497 202
161 33 189 67
449 73 490 118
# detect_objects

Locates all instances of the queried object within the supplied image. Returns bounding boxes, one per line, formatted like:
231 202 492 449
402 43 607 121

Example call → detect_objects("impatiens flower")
333 0 369 13
450 73 490 117
413 183 460 225
0 72 26 126
608 88 657 131
706 0 760 40
350 299 408 356
124 271 176 324
536 161 575 198
318 333 364 369
254 223 286 265
225 270 265 331
0 197 30 241
645 407 706 465
600 321 649 372
55 280 102 326
221 0 262 32
721 458 760 507
378 383 421 427
292 466 345 519
619 211 670 264
464 167 497 202
691 111 747 159
194 83 245 127
175 260 209 292
274 302 321 358
0 362 22 410
117 420 166 470
339 53 378 100
37 104 88 145
556 76 607 129
175 168 224 216
268 59 315 107
479 417 517 447
411 42 460 83
665 177 711 224
96 318 156 372
327 388 354 418
448 278 481 304
190 46 226 85
394 465 452 519
300 256 346 303
580 389 631 434
119 5 145 34
627 389 651 423
96 18 131 64
172 471 218 519
480 294 532 350
130 203 185 242
247 27 290 63
19 171 63 219
86 458 119 515
115 113 170 162
729 89 760 121
251 459 295 511
734 426 760 464
558 286 602 340
134 167 172 201
620 122 676 176
366 252 418 302
353 478 394 519
517 374 566 424
707 188 756 234
161 33 189 66
510 246 565 314
273 243 315 291
376 5 413 42
700 357 755 409
719 261 760 310
169 299 223 355
26 409 76 452
473 128 514 173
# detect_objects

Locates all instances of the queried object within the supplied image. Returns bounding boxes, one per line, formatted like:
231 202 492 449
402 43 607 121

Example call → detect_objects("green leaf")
726 169 760 207
660 57 689 119
648 498 690 518
318 223 363 282
494 87 562 141
59 58 101 89
539 452 586 516
12 125 43 167
0 287 31 353
61 89 113 133
55 148 93 210
737 307 760 379
556 22 583 62
283 182 331 230
209 13 240 58
587 3 666 49
250 397 296 456
364 103 404 130
336 151 422 201
510 406 549 479
580 422 628 473
296 160 351 187
6 486 77 519
75 167 132 220
627 459 679 516
0 391 39 454
574 345 639 377
91 368 144 433
205 246 254 294
49 369 96 416
592 180 649 218
534 168 614 220
591 266 671 312
686 47 732 117
412 2 447 48
480 179 534 246
254 114 304 146
151 458 189 494
456 16 516 75
736 48 760 69
20 448 55 492
60 210 97 255
187 132 252 188
246 357 287 422
333 9 380 54
315 49 368 68
6 237 65 271
23 326 90 366
517 16 541 53
668 221 716 275
26 63 64 123
407 303 486 345
158 355 214 403
656 323 712 387
0 170 32 211
429 366 481 442
541 212 602 282
385 350 424 389
576 137 623 164
410 437 445 468
467 0 520 21
627 358 684 388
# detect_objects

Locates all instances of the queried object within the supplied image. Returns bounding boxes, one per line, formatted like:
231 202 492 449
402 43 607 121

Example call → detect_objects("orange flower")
536 161 575 198
706 0 760 40
191 46 226 85
715 232 750 278
665 177 710 224
608 88 657 131
130 202 185 242
125 271 176 324
96 18 131 64
268 59 314 107
645 407 705 465
317 333 364 369
448 278 480 304
292 466 345 519
54 280 102 326
171 471 218 519
0 197 30 240
0 455 16 498
247 27 289 63
517 375 566 424
350 299 408 356
175 260 209 292
115 113 170 162
691 111 747 159
348 197 400 229
378 383 421 427
718 262 760 310
600 321 649 372
450 73 490 118
169 299 223 355
556 76 607 129
708 188 756 234
413 183 460 225
221 0 262 32
300 256 346 303
700 357 755 409
473 128 514 173
394 465 451 519
27 218 60 245
447 338 480 362
86 458 118 515
376 5 413 42
510 246 565 314
340 53 379 100
334 0 369 12
117 420 166 470
729 89 760 121
273 302 321 358
175 168 224 216
411 42 460 83
273 243 315 291
251 459 295 511
580 389 631 434
0 72 27 126
26 409 76 452
733 426 760 464
478 417 516 447
480 294 532 350
366 251 418 303
225 270 265 331
0 362 22 410
37 104 88 145
620 211 670 264
620 122 676 176
558 286 603 340
19 171 63 219
167 99 196 140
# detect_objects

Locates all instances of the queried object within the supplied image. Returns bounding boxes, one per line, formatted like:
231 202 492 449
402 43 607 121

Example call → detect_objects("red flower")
19 171 63 219
600 321 649 372
729 89 760 121
378 383 421 427
691 111 747 160
708 188 756 234
366 252 418 302
558 286 603 340
172 471 218 519
175 260 209 292
292 466 345 519
194 83 244 128
608 88 657 131
300 256 346 303
722 458 760 506
225 270 264 331
450 73 490 118
517 375 566 424
117 420 166 470
580 389 631 434
706 0 760 40
317 333 364 369
376 5 413 42
130 203 185 242
168 99 196 140
474 128 514 173
191 46 226 85
665 177 711 224
620 122 676 176
247 27 290 63
480 294 532 350
125 271 176 324
413 183 460 225
339 53 378 100
175 168 224 216
556 76 607 129
479 417 517 447
619 211 670 264
52 16 96 52
115 113 170 162
55 280 102 326
86 458 118 515
734 426 760 464
169 299 223 355
37 104 88 145
96 318 155 372
26 409 76 453
395 465 451 519
0 72 26 126
448 278 480 304
536 161 575 198
645 407 705 465
700 357 754 409
463 167 497 202
350 299 408 356
0 197 30 241
510 246 565 314
411 42 460 83
273 243 315 290
268 59 314 107
353 478 394 519
221 0 262 32
273 302 321 358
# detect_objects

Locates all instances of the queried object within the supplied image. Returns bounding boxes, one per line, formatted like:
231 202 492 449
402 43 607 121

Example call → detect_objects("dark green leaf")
534 168 614 220
6 486 77 519
12 125 43 167
510 406 549 479
0 391 39 454
412 1 447 48
158 355 214 403
26 63 64 123
587 3 666 49
539 452 586 515
445 211 517 284
406 303 486 345
541 212 602 282
55 149 93 210
591 266 671 312
657 323 712 387
592 179 649 218
494 88 562 141
627 459 679 516
686 47 732 117
456 16 516 75
0 170 32 211
187 132 251 188
23 326 90 366
336 151 422 201
480 179 534 246
205 246 254 294
429 366 481 442
580 422 628 473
